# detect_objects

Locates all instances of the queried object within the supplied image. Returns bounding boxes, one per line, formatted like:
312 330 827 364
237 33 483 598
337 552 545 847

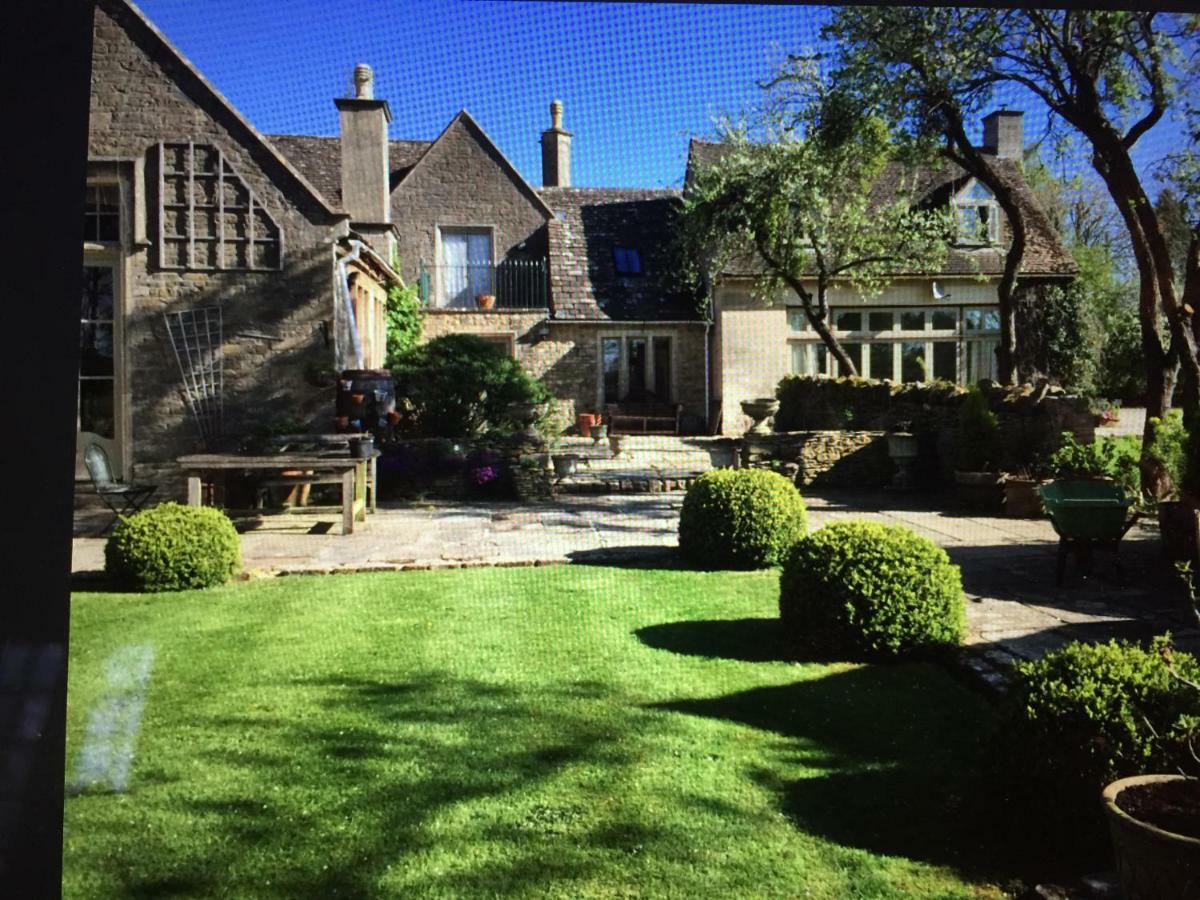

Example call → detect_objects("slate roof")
538 187 702 321
685 139 1077 279
266 134 432 207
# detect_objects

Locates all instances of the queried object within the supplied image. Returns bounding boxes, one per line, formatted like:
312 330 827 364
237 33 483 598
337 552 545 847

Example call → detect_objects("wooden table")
177 452 376 534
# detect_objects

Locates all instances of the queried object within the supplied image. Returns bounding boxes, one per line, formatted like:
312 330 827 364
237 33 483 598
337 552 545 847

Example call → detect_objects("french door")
78 263 122 477
600 335 673 405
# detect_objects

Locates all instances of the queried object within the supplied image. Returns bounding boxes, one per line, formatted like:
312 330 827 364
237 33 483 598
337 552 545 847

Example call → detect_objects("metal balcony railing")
417 258 549 310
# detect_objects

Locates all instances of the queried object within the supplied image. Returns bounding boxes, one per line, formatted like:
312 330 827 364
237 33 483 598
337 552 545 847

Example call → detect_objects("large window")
788 305 998 385
439 229 493 308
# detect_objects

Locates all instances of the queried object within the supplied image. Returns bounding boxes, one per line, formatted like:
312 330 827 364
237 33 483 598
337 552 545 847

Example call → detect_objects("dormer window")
955 180 999 245
613 246 642 275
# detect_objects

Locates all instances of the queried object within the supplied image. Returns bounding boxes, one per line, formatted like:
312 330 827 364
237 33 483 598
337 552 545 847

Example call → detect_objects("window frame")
613 245 643 276
434 225 496 309
953 179 1001 246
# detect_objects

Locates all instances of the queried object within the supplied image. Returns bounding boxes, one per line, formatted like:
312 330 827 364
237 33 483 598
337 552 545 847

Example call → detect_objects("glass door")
78 264 120 477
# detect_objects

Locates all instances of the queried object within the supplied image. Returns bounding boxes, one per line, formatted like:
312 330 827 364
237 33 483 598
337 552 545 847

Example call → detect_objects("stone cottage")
684 120 1079 433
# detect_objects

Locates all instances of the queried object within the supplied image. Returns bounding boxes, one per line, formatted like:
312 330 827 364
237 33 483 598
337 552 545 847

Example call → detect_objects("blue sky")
135 0 1182 192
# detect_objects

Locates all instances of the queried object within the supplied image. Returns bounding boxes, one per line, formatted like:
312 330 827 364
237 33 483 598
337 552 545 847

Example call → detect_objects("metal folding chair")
83 444 157 534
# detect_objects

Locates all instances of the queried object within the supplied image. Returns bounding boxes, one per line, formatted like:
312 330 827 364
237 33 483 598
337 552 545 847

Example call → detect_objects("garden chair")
84 443 157 534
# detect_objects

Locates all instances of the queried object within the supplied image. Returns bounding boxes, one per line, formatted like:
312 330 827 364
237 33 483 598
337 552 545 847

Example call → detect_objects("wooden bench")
605 403 682 435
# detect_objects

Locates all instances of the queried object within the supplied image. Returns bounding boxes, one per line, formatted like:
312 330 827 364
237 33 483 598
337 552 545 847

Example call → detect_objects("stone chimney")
541 99 572 188
335 64 392 227
981 109 1023 160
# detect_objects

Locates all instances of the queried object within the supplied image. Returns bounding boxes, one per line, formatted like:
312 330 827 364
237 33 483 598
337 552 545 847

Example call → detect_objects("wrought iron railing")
417 258 549 310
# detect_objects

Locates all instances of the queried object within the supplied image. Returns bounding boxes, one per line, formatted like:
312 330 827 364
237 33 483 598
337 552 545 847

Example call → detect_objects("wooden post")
187 474 202 506
342 468 355 534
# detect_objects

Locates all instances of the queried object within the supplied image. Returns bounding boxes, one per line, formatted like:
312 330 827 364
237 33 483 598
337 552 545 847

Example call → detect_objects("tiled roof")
685 139 1077 279
266 134 432 208
538 187 702 321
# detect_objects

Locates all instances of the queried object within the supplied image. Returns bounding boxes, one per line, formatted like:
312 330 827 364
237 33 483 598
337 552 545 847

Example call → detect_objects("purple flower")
470 465 498 486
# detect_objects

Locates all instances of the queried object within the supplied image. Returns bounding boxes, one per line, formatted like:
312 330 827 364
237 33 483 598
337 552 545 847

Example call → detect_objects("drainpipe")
704 320 711 435
336 240 367 370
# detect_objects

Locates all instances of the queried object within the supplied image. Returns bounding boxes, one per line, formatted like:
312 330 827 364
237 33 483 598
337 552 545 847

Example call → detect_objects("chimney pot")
541 99 572 188
353 63 374 100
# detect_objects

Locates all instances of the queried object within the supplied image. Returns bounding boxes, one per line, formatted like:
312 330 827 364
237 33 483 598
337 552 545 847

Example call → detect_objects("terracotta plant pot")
1004 477 1047 518
1103 774 1200 900
475 293 496 310
577 413 596 438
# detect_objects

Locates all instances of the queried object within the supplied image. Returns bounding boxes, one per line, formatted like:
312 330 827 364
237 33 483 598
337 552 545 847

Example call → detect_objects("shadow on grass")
650 665 1010 881
635 617 793 663
567 545 685 569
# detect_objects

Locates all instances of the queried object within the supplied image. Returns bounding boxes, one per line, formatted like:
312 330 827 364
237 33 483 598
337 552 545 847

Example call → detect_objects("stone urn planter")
1103 774 1200 900
591 423 608 445
608 434 625 457
551 453 579 479
740 398 779 436
506 401 546 445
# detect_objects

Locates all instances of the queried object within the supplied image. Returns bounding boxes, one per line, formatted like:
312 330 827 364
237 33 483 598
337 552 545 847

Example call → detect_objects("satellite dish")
931 281 951 301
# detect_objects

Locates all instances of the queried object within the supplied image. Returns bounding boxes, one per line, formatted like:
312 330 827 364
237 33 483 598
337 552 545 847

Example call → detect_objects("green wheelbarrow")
1040 480 1142 587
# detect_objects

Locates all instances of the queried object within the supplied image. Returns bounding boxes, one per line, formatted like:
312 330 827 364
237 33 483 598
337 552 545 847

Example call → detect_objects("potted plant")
591 422 608 445
1003 458 1051 518
551 453 579 479
475 293 496 310
953 386 1003 510
1101 636 1200 900
1150 411 1200 568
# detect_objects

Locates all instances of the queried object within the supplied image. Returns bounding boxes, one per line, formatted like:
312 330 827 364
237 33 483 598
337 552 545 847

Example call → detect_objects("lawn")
65 566 1011 899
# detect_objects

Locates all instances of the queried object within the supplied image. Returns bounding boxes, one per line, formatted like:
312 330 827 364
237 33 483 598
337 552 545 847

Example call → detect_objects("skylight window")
613 246 642 275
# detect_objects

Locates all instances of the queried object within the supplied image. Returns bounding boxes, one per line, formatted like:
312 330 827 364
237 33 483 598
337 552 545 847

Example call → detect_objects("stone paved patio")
72 489 1199 683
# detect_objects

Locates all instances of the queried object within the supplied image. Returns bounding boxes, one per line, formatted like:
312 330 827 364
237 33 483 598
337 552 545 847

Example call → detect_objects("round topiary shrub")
779 520 964 658
993 636 1200 859
678 468 807 570
105 502 241 591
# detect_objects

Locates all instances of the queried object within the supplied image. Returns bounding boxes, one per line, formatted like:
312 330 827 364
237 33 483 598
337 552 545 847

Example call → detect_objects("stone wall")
389 115 549 285
90 1 349 495
774 376 1095 482
741 431 892 488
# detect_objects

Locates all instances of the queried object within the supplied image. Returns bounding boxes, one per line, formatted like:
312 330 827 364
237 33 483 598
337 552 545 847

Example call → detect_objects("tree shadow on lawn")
650 664 1018 885
94 673 681 899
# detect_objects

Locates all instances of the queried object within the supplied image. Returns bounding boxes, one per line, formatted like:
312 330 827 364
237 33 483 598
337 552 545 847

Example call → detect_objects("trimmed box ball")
779 520 964 658
105 502 241 591
679 469 807 570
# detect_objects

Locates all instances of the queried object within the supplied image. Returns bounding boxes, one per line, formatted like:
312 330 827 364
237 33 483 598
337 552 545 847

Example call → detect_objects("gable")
91 0 344 227
391 112 552 220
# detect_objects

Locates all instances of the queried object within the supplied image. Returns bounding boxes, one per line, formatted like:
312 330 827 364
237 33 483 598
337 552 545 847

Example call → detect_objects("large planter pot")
475 293 496 310
954 470 1005 512
551 453 579 479
577 413 596 438
1103 774 1200 900
1158 501 1200 567
887 431 920 491
1004 477 1047 518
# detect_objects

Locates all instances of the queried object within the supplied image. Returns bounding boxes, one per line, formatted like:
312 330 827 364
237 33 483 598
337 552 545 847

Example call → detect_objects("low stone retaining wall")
741 431 892 488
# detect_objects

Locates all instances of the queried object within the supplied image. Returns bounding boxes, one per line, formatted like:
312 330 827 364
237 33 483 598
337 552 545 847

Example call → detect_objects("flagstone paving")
72 489 1199 681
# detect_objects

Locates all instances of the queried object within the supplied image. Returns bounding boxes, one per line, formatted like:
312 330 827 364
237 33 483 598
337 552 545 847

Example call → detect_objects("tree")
821 7 1036 386
830 8 1199 496
681 108 954 377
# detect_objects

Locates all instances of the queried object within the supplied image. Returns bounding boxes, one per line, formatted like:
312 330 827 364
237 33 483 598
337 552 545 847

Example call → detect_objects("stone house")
685 116 1079 433
85 0 401 487
86 0 1078 492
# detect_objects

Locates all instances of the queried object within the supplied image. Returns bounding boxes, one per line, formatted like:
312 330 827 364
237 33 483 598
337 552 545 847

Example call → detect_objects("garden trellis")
163 307 224 447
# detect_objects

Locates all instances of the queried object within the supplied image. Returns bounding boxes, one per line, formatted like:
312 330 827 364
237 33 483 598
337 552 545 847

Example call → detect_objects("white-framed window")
84 184 121 244
955 179 1000 246
438 227 494 308
787 305 999 385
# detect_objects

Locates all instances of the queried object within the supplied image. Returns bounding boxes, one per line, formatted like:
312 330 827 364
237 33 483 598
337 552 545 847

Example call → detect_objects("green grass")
65 566 1011 899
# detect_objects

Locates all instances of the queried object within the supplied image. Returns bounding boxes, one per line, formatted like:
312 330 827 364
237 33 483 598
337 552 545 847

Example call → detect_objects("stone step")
557 469 703 495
